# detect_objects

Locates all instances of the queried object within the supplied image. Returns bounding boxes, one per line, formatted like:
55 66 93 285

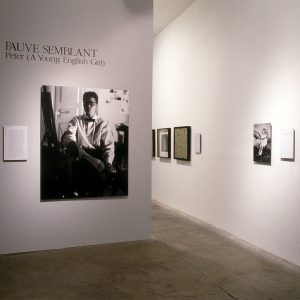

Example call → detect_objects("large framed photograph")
174 126 191 161
253 123 271 164
157 128 171 158
41 85 129 200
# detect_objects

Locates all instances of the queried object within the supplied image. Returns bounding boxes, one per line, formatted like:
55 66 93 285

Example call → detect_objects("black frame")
174 126 191 161
157 128 171 158
152 129 155 157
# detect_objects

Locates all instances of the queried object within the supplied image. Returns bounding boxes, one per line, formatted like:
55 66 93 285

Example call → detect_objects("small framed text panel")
194 133 201 154
280 128 295 160
3 126 28 161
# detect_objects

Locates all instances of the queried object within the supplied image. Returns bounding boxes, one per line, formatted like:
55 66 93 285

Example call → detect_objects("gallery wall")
0 0 153 254
152 0 300 266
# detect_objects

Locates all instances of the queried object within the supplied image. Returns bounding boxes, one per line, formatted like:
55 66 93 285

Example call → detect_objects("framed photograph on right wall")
253 123 271 164
174 126 191 161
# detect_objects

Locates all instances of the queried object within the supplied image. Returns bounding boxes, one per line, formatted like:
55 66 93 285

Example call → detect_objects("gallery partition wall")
152 0 300 267
0 0 153 254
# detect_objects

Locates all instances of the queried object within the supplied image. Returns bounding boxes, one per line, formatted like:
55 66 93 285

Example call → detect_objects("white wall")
0 0 152 254
153 0 300 267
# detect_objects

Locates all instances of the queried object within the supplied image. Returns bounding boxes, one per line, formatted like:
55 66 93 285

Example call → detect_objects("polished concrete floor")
1 202 300 299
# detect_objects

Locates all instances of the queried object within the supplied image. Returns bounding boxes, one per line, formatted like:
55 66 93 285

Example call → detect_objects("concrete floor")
1 202 300 299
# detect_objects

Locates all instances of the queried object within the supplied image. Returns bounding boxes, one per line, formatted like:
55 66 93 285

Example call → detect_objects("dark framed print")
253 123 271 164
157 128 171 158
174 126 191 161
152 129 155 157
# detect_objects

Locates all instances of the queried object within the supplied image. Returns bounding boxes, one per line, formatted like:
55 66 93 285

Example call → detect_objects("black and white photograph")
253 123 271 164
157 128 171 158
41 85 129 200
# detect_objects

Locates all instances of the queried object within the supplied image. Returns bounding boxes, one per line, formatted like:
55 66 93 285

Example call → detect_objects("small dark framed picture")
157 128 171 158
152 129 155 157
174 126 191 161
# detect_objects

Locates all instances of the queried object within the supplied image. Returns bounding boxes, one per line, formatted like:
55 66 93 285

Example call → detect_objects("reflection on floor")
1 201 300 299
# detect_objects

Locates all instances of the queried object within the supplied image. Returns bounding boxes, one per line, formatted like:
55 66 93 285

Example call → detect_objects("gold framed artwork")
174 126 191 161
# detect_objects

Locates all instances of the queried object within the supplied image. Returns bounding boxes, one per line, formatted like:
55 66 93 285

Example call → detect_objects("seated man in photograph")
61 91 115 197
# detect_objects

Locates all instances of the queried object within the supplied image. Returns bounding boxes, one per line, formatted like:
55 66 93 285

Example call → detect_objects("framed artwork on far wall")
157 128 171 158
152 129 155 157
253 123 271 164
174 126 191 161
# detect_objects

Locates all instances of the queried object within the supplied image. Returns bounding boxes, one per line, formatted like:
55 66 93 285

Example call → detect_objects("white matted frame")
3 125 28 161
157 128 171 158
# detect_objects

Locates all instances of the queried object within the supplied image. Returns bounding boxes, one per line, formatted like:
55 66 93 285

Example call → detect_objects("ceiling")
153 0 196 36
